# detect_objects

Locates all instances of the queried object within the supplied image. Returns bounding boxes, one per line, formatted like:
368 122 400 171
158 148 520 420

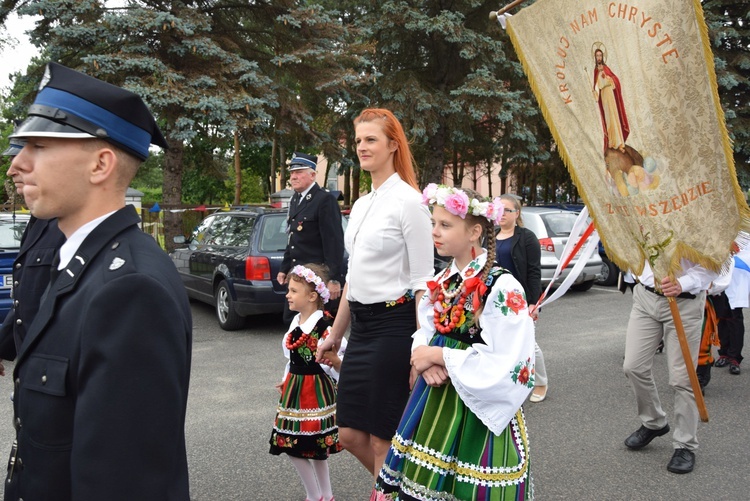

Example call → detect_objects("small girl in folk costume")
270 264 346 501
372 185 536 501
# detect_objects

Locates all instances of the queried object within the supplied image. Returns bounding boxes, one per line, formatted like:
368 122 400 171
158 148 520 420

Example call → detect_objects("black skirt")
336 300 416 440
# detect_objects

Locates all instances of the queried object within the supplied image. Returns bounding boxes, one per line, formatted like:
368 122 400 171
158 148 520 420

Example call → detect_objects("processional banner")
506 0 749 279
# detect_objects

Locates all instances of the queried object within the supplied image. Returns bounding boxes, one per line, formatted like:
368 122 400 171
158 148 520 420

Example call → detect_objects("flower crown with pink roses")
421 183 504 225
290 265 330 304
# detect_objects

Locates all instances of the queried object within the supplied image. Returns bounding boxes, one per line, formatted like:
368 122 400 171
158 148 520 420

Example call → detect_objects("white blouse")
344 172 434 304
412 252 536 435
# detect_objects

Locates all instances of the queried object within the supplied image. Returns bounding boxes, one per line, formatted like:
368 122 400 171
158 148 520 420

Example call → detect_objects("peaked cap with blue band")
10 62 167 161
2 138 25 157
289 152 318 171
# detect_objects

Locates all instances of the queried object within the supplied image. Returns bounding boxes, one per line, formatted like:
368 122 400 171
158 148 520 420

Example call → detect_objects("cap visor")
10 116 96 140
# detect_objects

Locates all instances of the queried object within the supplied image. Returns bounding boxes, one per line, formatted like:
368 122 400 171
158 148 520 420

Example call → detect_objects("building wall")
314 155 519 200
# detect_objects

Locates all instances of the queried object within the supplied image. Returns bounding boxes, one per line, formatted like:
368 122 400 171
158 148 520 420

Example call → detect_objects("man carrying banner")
622 260 716 474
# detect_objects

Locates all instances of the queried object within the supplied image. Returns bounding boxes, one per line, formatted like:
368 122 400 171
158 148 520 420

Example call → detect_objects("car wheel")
596 257 619 286
571 280 595 292
215 280 245 330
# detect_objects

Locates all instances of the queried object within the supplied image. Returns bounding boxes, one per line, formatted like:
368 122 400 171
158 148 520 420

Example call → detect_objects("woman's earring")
471 247 477 259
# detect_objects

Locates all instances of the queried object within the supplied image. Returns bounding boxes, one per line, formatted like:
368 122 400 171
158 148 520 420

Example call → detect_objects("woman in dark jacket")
495 194 549 402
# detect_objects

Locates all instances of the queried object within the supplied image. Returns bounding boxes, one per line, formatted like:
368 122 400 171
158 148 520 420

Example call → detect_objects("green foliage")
332 0 551 190
230 172 267 204
136 187 163 205
704 1 750 184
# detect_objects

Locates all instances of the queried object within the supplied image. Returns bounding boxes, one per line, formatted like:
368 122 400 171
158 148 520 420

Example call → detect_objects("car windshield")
0 217 28 249
539 212 580 237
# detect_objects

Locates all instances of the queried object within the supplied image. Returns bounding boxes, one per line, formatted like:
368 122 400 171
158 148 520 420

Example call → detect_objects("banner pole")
489 0 526 20
668 297 709 422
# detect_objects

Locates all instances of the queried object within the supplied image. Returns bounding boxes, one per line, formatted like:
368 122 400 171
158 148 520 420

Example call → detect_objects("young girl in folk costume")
372 185 536 501
270 264 346 501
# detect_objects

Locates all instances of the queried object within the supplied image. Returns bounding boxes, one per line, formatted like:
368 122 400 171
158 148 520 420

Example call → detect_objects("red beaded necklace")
433 269 471 334
285 331 311 350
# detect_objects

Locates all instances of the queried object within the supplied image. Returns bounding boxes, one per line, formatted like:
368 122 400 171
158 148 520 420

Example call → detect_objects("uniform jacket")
5 206 192 501
281 183 344 283
0 217 66 360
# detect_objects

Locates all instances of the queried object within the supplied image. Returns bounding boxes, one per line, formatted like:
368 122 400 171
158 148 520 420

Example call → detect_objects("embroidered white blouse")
344 172 434 304
411 252 536 435
282 310 347 382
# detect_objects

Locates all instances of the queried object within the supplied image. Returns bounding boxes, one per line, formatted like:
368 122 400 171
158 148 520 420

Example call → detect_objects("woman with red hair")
317 108 433 478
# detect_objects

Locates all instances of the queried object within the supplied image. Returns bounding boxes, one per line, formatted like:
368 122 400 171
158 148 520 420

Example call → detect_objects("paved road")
0 285 748 500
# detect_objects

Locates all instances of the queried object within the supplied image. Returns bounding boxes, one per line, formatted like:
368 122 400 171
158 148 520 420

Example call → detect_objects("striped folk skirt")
269 369 342 460
372 336 532 500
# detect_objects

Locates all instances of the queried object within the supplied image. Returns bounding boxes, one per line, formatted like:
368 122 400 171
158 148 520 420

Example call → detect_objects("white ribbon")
538 206 600 307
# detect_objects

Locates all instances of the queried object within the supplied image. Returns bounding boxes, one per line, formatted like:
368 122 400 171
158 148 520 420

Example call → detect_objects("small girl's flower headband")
421 183 504 225
290 265 331 304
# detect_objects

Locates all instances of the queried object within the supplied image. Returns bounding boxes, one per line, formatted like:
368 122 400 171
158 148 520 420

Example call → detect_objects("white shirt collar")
297 182 316 201
58 211 117 269
292 309 324 333
370 172 400 196
441 251 489 283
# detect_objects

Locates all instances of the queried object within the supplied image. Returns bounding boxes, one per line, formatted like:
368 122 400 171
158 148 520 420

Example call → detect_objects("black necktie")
49 252 61 286
292 193 301 209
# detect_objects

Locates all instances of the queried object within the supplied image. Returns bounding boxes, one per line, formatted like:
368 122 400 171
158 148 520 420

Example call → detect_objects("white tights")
289 456 333 501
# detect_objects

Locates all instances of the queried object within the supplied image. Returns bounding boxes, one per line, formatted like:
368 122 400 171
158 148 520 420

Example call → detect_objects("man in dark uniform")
0 138 66 368
277 152 344 323
5 62 192 500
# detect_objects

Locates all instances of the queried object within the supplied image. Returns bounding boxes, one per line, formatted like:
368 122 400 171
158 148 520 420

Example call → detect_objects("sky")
0 13 40 93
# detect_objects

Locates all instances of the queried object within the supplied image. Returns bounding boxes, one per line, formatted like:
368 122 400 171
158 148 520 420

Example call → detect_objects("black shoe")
667 448 695 474
656 340 664 354
714 356 730 368
624 424 670 450
729 361 741 375
696 364 711 390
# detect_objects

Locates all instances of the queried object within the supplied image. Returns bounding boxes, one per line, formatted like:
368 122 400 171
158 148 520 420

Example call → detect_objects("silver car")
520 207 602 291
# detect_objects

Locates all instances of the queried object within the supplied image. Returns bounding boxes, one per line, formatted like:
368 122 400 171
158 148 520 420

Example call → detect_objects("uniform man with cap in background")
0 136 66 367
277 152 344 323
5 62 192 501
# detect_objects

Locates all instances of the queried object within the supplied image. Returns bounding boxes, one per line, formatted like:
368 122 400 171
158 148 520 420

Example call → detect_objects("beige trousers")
623 284 705 451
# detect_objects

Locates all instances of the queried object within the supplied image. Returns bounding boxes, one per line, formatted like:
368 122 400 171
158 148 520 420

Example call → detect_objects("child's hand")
316 336 340 362
409 366 419 390
421 365 450 387
321 350 341 371
275 381 284 394
411 345 443 373
528 303 539 322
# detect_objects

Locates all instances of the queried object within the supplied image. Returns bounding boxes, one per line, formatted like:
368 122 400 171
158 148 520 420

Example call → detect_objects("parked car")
520 207 602 291
536 203 618 286
171 208 347 330
0 213 30 322
597 247 620 286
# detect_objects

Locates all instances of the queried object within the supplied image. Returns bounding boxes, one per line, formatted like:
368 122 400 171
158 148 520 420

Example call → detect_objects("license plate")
1 275 12 290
